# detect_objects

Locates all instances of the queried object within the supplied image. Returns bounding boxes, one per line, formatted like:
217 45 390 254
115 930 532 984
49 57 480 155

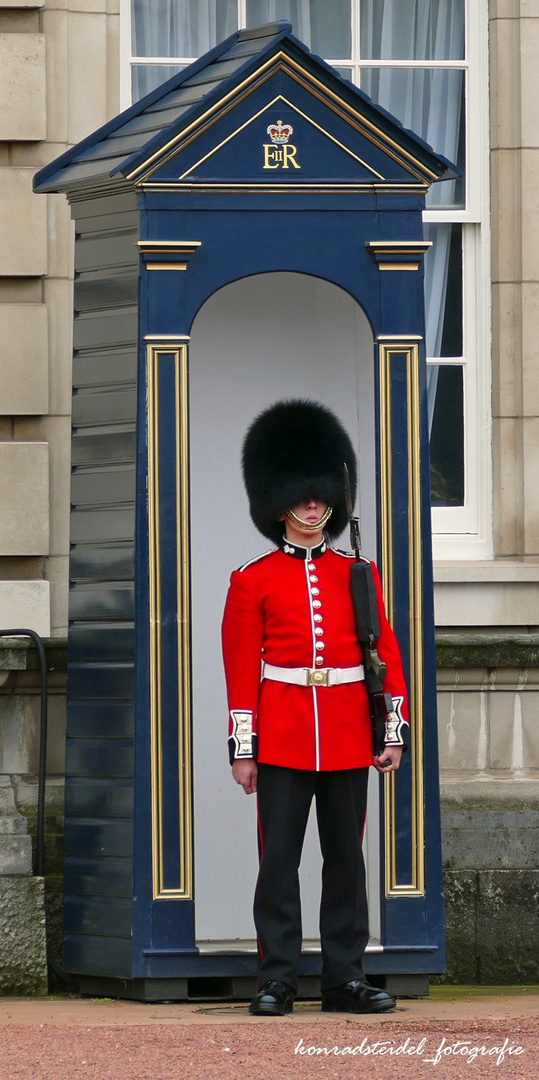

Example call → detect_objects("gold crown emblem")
267 120 293 144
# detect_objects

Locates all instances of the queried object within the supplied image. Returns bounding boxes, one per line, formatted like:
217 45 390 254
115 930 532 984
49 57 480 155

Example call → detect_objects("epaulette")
237 548 276 572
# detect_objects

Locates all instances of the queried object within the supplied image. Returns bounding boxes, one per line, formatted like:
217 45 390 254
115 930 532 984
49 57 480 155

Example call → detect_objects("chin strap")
284 506 333 532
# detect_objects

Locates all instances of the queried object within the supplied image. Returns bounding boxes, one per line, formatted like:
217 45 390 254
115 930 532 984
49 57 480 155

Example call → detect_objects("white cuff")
384 695 408 746
230 709 255 758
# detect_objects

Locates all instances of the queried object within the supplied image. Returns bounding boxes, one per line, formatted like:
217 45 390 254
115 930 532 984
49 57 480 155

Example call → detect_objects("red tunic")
222 539 409 772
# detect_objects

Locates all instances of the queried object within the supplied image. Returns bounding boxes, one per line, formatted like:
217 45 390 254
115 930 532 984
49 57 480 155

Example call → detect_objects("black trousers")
255 763 370 993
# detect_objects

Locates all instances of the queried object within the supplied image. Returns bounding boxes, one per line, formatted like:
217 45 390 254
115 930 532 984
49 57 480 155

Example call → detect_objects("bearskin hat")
242 399 357 544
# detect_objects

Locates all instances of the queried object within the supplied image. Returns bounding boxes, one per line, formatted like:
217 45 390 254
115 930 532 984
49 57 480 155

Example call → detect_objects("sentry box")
35 20 458 1002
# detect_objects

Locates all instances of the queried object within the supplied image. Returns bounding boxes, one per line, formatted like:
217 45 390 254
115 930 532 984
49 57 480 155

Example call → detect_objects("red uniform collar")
278 534 328 561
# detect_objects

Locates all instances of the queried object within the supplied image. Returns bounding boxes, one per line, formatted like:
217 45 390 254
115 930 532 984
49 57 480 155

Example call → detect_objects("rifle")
344 464 394 760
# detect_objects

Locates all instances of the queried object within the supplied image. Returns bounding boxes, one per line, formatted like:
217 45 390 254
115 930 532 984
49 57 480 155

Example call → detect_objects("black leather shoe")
322 979 396 1014
249 980 295 1016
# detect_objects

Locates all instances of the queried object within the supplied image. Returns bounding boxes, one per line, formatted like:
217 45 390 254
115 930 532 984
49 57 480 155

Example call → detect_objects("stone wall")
490 0 539 557
0 0 120 639
0 638 64 994
437 629 539 983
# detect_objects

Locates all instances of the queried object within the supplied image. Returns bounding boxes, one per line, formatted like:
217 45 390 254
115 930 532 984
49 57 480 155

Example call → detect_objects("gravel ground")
1 990 537 1080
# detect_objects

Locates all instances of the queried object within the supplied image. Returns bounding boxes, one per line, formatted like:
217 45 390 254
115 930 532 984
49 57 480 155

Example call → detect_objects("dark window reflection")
423 222 462 359
440 223 462 357
429 365 464 506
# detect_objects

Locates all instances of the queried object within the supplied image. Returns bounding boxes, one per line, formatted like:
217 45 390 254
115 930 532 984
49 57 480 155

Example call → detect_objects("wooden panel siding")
64 898 133 940
69 543 134 583
66 191 139 968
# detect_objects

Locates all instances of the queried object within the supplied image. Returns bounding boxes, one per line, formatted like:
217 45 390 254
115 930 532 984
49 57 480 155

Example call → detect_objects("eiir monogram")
263 120 301 170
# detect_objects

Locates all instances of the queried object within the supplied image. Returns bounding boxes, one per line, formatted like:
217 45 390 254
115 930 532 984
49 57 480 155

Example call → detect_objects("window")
122 0 491 556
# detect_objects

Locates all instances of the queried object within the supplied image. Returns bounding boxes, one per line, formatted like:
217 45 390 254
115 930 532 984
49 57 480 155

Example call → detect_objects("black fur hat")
242 399 357 544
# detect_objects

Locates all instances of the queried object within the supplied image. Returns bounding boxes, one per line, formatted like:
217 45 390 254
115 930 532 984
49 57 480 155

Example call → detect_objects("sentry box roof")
34 21 458 199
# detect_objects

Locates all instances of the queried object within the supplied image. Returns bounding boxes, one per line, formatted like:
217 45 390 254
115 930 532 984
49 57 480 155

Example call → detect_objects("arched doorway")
188 271 380 945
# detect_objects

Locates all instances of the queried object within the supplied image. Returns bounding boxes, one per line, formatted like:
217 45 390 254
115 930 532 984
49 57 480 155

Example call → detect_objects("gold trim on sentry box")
177 94 385 181
146 262 188 271
139 242 202 273
145 335 191 342
378 342 425 898
148 343 193 901
378 263 420 271
282 56 439 181
139 182 430 195
138 241 202 253
378 335 423 342
367 241 432 273
368 242 433 249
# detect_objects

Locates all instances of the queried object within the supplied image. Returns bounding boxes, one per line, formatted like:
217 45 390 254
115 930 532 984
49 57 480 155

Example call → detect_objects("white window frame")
119 0 132 110
120 0 491 557
425 0 491 557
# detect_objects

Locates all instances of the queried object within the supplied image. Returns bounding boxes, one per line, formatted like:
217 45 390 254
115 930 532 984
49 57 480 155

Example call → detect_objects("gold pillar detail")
147 342 193 900
379 341 425 897
367 241 432 272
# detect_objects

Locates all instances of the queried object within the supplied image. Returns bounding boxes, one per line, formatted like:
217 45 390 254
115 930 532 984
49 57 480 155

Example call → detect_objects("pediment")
130 54 439 192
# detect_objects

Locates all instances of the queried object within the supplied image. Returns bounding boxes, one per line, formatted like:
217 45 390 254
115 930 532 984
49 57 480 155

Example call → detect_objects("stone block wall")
442 868 539 985
0 638 65 994
436 629 539 984
0 876 47 995
0 0 120 640
490 0 539 557
0 774 48 995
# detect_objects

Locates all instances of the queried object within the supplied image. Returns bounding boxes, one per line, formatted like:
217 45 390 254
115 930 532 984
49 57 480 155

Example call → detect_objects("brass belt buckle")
308 668 329 686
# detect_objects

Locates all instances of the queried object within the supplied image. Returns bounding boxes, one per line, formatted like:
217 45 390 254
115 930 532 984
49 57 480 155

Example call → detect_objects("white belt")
262 662 365 688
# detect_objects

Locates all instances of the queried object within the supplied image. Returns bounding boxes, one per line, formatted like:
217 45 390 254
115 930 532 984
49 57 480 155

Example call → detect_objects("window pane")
423 223 462 358
360 67 465 208
429 365 464 506
132 0 238 59
334 66 354 82
246 0 351 59
132 63 187 101
360 0 464 61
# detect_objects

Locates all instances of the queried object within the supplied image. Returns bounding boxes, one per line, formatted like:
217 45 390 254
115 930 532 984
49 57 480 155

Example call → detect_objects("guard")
222 400 409 1015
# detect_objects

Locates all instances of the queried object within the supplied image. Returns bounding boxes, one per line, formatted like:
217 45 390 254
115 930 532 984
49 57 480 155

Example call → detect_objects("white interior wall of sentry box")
189 272 380 945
